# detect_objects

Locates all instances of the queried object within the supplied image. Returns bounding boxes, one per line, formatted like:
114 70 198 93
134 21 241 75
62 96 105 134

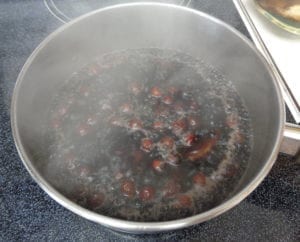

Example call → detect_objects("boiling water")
43 48 253 221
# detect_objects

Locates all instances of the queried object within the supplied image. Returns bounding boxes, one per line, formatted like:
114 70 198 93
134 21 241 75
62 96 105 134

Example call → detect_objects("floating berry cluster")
45 49 252 221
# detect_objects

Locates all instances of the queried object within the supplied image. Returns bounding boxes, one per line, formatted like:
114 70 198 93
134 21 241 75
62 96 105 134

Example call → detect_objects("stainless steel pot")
11 3 285 233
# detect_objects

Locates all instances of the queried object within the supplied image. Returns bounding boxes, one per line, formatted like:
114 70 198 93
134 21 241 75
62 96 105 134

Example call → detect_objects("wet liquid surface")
43 49 253 221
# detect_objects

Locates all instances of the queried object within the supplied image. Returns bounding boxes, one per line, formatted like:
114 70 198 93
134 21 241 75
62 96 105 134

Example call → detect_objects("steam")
30 48 253 221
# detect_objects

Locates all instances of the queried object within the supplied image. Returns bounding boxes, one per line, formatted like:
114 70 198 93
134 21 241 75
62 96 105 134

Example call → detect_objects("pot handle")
280 123 300 157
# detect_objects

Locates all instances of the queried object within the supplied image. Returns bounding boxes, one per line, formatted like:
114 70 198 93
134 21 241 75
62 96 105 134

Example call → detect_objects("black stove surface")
0 0 299 241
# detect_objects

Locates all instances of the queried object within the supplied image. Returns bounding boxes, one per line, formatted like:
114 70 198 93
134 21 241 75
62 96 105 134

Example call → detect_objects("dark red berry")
64 152 75 163
189 100 199 110
79 86 90 97
177 194 192 207
51 118 61 129
58 106 68 116
182 132 197 146
77 124 90 136
226 114 238 128
163 179 181 197
120 103 132 113
155 106 169 118
235 131 245 143
115 172 123 180
111 118 121 126
172 119 187 135
225 164 238 177
139 186 155 201
114 149 125 156
87 115 97 126
74 186 88 199
187 116 200 128
130 83 143 95
152 160 164 172
153 120 164 130
150 86 163 98
166 153 180 166
88 64 102 75
77 165 91 177
186 137 217 161
64 153 76 170
129 119 142 130
141 138 153 152
121 179 135 197
87 193 105 209
167 86 179 96
101 102 112 111
193 172 206 186
162 95 173 105
132 150 144 162
173 102 184 115
159 136 174 150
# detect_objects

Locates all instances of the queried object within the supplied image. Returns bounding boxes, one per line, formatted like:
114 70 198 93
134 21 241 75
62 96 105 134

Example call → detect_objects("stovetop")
0 0 299 241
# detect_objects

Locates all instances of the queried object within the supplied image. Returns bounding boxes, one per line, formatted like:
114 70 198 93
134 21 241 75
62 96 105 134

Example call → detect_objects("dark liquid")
44 49 252 221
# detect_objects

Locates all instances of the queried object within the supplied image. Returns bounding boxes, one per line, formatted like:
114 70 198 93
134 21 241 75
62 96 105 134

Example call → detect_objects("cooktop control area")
0 0 299 241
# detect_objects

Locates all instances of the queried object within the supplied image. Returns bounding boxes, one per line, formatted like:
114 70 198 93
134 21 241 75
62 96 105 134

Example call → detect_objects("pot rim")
11 2 285 233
